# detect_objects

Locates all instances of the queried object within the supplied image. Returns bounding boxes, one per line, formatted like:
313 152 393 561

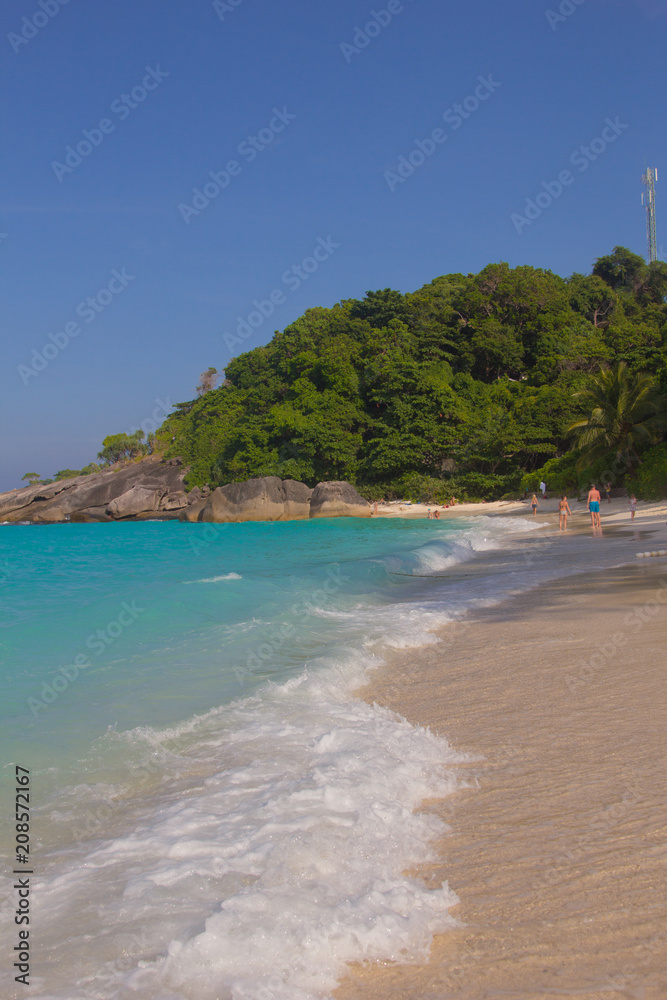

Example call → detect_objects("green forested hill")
161 247 667 501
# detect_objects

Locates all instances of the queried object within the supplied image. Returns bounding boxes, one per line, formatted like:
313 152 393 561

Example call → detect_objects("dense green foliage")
54 469 82 481
97 431 147 465
628 443 667 501
159 248 667 500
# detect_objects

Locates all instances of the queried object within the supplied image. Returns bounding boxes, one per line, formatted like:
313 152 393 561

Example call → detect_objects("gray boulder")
159 491 189 511
180 498 208 523
282 480 313 519
199 476 312 523
309 481 370 519
107 486 160 518
69 508 113 523
31 506 69 524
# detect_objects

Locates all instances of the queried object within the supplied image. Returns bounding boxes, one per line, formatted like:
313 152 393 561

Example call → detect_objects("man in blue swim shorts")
587 484 601 530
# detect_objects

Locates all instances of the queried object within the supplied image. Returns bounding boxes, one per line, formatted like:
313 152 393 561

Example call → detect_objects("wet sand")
336 517 667 1000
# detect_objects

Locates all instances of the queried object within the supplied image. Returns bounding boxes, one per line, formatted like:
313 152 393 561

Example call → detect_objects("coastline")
337 509 667 1000
371 493 665 525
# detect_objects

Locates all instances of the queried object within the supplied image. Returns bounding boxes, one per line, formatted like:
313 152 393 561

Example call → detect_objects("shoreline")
371 493 667 526
336 515 667 1000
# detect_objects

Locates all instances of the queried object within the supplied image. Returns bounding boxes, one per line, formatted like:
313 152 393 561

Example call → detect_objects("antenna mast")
641 167 658 263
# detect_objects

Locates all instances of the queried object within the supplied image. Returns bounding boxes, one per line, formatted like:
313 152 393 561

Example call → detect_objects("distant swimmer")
530 493 540 516
587 484 601 531
558 494 572 531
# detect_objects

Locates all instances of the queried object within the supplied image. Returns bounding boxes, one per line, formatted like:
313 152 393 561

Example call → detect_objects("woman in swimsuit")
530 494 539 516
558 494 571 531
629 494 637 521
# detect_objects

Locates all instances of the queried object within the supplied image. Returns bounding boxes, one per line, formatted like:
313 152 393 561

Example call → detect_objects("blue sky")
1 0 666 492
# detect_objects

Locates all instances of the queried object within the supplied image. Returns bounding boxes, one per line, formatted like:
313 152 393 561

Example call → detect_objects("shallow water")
0 514 570 999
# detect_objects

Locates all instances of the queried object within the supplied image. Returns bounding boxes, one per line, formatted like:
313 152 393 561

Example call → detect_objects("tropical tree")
80 463 101 476
21 472 41 485
593 246 645 291
97 431 146 465
53 469 81 481
568 362 666 473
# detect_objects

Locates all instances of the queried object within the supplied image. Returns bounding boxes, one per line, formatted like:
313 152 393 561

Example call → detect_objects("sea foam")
25 650 465 1000
183 572 243 583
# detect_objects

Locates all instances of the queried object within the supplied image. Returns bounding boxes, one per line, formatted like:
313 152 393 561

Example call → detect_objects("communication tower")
641 167 658 263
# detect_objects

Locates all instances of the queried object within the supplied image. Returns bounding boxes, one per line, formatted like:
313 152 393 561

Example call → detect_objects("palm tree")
568 362 666 473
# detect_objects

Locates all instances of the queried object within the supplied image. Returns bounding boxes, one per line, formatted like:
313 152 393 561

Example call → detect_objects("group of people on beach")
370 499 458 516
530 492 573 531
426 498 457 518
529 483 639 533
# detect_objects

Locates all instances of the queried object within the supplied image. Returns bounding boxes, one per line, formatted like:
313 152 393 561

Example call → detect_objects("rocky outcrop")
0 458 194 523
283 479 313 519
0 466 370 524
159 491 189 512
308 480 371 519
196 477 312 523
107 486 160 518
180 498 208 523
188 477 368 523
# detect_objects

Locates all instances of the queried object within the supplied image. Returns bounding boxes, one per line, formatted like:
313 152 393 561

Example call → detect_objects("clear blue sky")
2 0 665 492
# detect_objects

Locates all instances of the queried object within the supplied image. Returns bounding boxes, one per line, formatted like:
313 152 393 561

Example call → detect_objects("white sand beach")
337 502 667 1000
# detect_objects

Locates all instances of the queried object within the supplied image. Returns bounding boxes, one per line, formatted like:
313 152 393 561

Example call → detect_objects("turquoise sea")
1 515 539 1000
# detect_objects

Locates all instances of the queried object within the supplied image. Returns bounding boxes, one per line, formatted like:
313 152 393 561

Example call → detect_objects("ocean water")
1 515 540 1000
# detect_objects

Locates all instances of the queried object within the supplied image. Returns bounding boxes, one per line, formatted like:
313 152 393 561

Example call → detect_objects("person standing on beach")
530 494 540 516
558 495 572 531
587 484 601 530
540 480 547 498
629 494 637 521
604 481 612 503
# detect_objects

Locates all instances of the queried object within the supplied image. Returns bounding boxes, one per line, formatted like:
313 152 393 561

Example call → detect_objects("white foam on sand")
19 650 466 1000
